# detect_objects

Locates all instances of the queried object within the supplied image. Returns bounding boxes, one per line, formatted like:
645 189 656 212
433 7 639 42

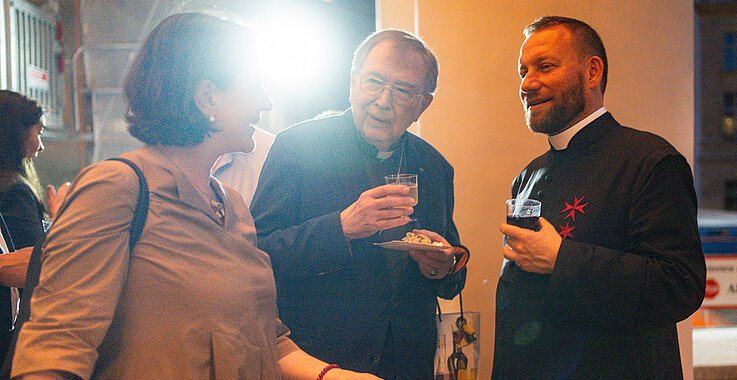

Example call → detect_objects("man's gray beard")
525 76 586 135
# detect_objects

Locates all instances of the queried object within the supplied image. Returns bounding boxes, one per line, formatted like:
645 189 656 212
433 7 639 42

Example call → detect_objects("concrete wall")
377 1 695 378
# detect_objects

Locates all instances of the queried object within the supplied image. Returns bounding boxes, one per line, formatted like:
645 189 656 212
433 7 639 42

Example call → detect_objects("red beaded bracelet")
317 364 339 380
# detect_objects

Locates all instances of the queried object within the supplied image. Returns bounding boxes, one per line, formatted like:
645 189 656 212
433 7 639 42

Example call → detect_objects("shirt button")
370 354 381 363
536 190 545 199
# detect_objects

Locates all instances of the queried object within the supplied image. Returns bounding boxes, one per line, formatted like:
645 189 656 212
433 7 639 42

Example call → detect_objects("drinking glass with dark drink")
505 198 541 231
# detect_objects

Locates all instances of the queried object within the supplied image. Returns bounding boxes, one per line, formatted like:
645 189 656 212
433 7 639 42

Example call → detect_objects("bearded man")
493 16 705 379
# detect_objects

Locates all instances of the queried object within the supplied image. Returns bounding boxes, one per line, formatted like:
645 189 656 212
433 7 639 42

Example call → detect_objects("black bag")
0 158 149 378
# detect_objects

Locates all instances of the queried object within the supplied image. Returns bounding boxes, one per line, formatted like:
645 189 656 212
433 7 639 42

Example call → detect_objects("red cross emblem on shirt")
559 221 575 239
558 196 588 239
561 196 588 221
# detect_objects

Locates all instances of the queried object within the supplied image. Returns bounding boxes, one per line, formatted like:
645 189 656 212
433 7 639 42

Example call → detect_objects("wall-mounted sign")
27 65 49 91
702 255 737 308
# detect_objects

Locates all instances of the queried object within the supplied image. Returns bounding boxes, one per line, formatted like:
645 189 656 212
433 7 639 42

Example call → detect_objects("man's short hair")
524 16 608 94
351 29 439 95
124 13 257 146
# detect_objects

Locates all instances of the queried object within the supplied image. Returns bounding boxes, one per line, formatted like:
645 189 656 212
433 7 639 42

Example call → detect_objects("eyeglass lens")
360 76 420 105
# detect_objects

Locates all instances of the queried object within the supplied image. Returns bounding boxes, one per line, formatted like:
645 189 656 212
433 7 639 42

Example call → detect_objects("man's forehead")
519 26 575 61
363 41 423 68
360 41 426 84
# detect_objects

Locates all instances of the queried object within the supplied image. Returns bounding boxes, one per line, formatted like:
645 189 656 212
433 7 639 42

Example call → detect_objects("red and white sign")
26 65 49 91
702 255 737 308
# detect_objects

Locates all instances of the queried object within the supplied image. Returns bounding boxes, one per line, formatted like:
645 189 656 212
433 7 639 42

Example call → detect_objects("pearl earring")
209 115 215 123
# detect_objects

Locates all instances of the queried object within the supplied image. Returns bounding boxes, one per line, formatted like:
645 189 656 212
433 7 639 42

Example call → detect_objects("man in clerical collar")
493 16 705 379
251 29 468 379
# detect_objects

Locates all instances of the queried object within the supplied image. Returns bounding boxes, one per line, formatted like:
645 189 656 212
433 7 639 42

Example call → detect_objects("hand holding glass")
384 174 418 206
505 199 541 231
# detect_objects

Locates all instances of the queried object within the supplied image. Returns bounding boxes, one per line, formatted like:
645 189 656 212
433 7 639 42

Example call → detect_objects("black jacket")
0 183 44 364
493 112 706 379
251 109 466 379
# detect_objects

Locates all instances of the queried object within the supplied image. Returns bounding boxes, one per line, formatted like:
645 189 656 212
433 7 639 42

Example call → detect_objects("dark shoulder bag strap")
107 158 149 249
0 158 149 379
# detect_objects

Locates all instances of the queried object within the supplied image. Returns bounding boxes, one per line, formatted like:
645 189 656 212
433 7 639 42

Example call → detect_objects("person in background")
10 12 379 380
0 90 68 365
493 16 706 378
211 127 274 205
251 30 469 379
0 90 69 249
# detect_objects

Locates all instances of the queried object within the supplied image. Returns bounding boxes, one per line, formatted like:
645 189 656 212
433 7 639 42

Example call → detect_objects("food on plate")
401 232 444 246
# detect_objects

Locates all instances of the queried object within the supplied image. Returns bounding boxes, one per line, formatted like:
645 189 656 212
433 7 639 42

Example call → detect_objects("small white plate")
375 240 450 252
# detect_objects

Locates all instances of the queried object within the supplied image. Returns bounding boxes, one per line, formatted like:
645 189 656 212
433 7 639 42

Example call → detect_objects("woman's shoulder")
79 149 159 186
0 180 44 248
0 181 39 206
2 180 32 193
68 159 144 205
82 159 138 180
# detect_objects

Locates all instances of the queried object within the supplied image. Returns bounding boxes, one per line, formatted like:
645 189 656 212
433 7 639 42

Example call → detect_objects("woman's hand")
46 182 71 220
279 349 383 379
324 369 383 379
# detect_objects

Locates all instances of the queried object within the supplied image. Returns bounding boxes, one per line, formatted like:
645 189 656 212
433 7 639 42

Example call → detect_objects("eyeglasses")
358 75 426 106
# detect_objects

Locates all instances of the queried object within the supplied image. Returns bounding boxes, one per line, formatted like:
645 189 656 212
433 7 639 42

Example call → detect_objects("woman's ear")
193 79 217 118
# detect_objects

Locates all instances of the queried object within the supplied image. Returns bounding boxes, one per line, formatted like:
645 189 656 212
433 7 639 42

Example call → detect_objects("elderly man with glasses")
250 30 469 379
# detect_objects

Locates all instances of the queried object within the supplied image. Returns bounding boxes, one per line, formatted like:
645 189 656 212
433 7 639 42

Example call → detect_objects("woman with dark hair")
10 12 379 380
0 90 49 249
0 90 68 365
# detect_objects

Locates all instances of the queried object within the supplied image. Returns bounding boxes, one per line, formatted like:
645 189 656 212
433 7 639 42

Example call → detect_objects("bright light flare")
258 12 338 92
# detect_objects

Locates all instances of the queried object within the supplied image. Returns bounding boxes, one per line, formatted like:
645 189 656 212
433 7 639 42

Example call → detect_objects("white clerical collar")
548 107 607 150
376 150 393 160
